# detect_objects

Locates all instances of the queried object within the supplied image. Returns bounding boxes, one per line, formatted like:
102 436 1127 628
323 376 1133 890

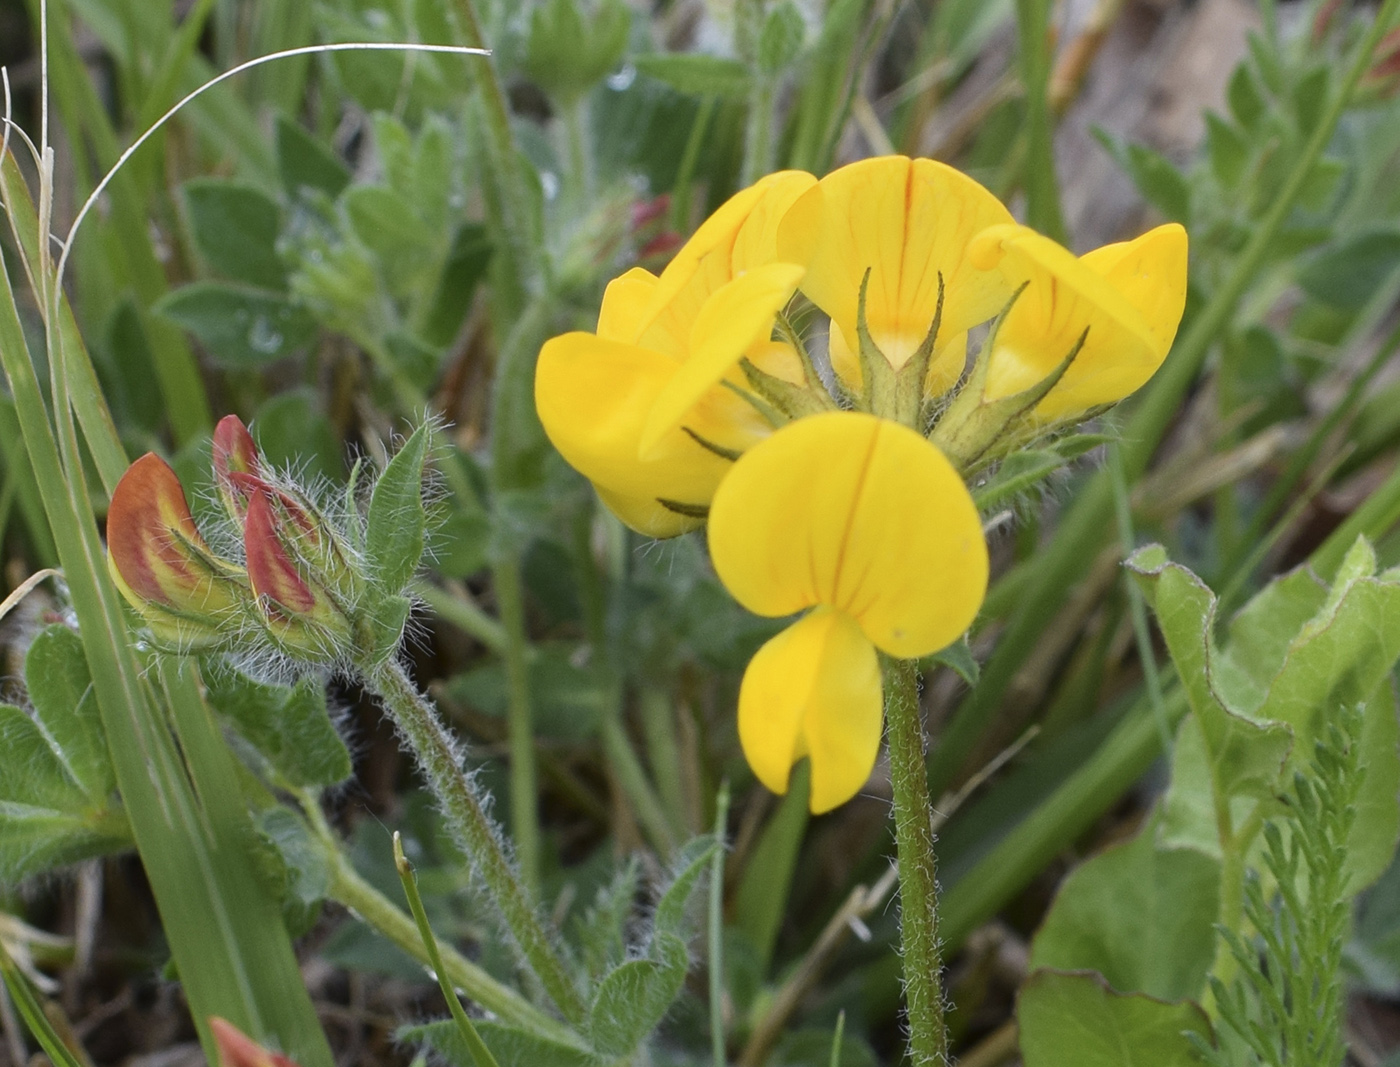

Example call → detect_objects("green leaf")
573 859 641 981
345 185 437 263
588 933 689 1057
1126 547 1293 805
252 390 344 484
1205 112 1250 190
366 424 432 593
758 1 806 73
1292 64 1330 136
257 808 331 906
1094 131 1190 224
446 643 607 741
654 835 721 937
203 670 352 789
1227 63 1266 129
1297 228 1400 311
422 224 493 349
400 1020 598 1067
931 635 979 687
0 627 130 880
182 179 287 290
1017 970 1211 1067
1029 813 1220 1002
634 53 752 99
156 283 317 368
276 116 351 200
25 625 115 802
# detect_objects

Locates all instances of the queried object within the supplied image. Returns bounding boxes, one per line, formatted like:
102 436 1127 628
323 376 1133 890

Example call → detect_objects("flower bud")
107 454 251 650
244 487 354 659
209 1018 301 1067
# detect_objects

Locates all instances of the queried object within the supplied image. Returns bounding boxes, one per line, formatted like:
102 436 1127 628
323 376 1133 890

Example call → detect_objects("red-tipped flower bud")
209 1018 302 1067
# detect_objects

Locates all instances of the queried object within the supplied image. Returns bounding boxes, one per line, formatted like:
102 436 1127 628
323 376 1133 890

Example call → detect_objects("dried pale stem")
361 658 585 1026
884 658 948 1066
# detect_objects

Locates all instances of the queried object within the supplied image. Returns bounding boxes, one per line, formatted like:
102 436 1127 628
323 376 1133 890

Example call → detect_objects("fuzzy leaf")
156 283 318 369
25 626 114 803
654 835 721 938
588 933 689 1057
1030 813 1220 1002
366 425 431 593
930 635 979 687
276 116 351 200
204 671 351 789
1018 970 1211 1067
400 1019 597 1067
0 629 130 880
183 179 287 290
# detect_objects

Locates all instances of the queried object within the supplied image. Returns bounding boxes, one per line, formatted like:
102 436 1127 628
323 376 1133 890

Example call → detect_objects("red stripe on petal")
108 454 206 606
244 489 317 613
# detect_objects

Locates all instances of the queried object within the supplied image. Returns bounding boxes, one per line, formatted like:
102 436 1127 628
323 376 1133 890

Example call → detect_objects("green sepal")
739 357 836 419
366 424 432 594
360 593 415 669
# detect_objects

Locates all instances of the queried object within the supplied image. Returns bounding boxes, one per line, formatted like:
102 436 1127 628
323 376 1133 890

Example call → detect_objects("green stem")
563 97 592 207
599 693 678 855
741 75 777 187
450 0 539 310
884 658 948 1066
709 782 731 1067
1013 0 1067 244
394 833 504 1067
492 554 542 896
360 658 586 1026
307 800 573 1042
672 96 717 232
929 0 1400 797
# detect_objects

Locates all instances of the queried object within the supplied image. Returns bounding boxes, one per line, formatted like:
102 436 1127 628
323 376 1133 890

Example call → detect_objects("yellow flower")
707 411 988 812
969 222 1188 420
535 171 815 537
777 155 1016 396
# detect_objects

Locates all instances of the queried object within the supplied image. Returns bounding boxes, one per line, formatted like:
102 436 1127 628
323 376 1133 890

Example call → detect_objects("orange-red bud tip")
213 415 264 522
209 1018 302 1067
108 453 211 607
244 489 317 613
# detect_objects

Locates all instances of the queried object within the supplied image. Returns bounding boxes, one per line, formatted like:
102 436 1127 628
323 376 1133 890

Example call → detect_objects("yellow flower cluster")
535 155 1187 813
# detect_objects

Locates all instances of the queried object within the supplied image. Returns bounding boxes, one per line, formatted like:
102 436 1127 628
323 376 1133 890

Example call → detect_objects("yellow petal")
535 332 731 535
638 171 815 351
738 607 883 813
594 485 701 539
778 156 1015 370
640 262 804 457
972 223 1187 418
597 267 662 346
708 410 988 658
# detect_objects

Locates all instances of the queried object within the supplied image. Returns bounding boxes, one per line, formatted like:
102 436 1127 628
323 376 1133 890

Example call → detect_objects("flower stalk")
883 657 948 1066
359 657 587 1026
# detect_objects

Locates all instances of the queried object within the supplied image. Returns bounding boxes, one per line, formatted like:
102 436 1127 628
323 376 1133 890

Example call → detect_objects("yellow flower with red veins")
777 155 1017 398
535 154 1189 813
534 170 814 537
708 412 987 812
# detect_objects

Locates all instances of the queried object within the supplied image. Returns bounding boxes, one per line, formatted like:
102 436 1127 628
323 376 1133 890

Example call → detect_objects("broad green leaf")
257 808 332 907
156 283 317 368
1205 112 1250 189
183 179 287 290
401 1020 596 1067
345 185 437 262
1018 970 1211 1067
1227 63 1266 129
203 670 351 789
1298 229 1400 311
1158 716 1225 856
25 626 114 802
366 424 432 593
588 933 689 1057
252 390 344 484
1029 813 1220 1002
276 116 351 200
758 1 806 73
1126 547 1292 803
634 54 752 99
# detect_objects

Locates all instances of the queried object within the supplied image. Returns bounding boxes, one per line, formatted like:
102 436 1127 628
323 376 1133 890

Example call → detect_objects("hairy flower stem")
884 657 949 1066
361 658 586 1026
